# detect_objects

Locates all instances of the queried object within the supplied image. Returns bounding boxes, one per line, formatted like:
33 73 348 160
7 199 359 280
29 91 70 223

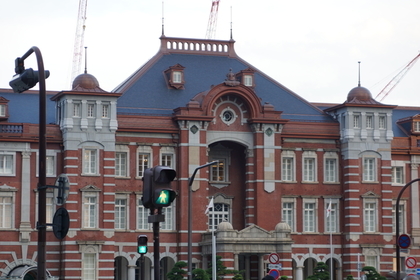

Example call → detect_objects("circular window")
220 107 237 125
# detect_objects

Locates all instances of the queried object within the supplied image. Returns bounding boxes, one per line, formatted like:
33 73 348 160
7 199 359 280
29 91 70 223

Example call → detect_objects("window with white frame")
302 151 317 182
365 255 378 271
392 202 405 234
379 115 386 129
282 152 295 182
414 121 420 132
115 197 127 230
282 198 295 232
353 114 360 128
82 192 98 229
324 158 338 183
46 155 55 177
46 194 55 228
303 199 317 232
0 154 14 175
83 252 97 280
0 194 13 228
87 103 95 118
138 153 150 177
391 166 404 184
364 200 377 232
208 203 230 231
0 104 5 117
173 71 182 83
243 75 253 86
161 205 174 230
137 197 150 230
102 104 109 118
161 153 174 168
73 103 81 117
83 149 98 175
366 115 373 129
115 152 128 177
325 200 338 233
363 157 376 182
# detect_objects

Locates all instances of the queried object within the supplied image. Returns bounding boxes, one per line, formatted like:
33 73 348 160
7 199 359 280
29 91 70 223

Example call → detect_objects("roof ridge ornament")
224 69 240 87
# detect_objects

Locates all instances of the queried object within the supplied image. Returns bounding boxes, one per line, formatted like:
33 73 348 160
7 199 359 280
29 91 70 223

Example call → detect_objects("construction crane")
375 53 420 102
205 0 220 39
71 0 88 84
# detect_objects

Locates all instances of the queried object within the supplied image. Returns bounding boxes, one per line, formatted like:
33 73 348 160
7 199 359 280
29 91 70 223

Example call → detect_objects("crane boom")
375 53 420 102
71 0 88 84
205 0 220 39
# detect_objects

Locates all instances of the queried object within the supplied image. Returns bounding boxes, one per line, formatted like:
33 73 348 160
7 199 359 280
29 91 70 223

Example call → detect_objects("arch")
7 265 54 279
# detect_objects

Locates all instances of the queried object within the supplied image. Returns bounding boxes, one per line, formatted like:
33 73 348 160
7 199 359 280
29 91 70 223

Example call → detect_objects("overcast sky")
1 0 420 106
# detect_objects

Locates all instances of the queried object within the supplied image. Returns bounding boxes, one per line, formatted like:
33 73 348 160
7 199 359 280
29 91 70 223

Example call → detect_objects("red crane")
205 0 220 39
375 53 420 102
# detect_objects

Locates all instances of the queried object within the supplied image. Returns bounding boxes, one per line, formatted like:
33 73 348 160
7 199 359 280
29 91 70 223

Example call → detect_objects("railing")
160 37 236 57
0 124 23 133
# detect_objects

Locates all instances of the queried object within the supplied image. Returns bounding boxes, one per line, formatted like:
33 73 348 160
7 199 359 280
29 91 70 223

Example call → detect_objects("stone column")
128 265 136 280
20 149 31 242
295 266 304 280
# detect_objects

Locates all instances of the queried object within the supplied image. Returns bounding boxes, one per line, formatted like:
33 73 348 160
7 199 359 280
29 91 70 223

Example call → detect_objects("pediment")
80 184 101 192
237 224 271 239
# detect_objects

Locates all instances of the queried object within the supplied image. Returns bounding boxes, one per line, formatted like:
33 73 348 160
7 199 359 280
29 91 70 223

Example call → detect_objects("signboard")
417 268 420 275
268 253 280 264
406 269 417 274
399 234 411 249
268 269 280 280
268 264 282 270
407 257 418 269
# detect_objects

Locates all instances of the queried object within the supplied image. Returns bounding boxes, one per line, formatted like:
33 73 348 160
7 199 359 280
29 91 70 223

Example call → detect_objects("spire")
161 1 165 36
357 61 361 87
84 46 88 74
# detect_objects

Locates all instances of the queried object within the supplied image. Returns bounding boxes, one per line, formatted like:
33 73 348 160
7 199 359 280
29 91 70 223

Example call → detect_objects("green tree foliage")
280 276 288 280
345 275 355 280
307 262 330 280
206 255 239 280
193 268 210 280
167 261 187 280
361 266 387 280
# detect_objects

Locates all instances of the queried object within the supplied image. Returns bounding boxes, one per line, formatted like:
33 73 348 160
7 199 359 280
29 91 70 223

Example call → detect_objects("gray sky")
1 0 420 106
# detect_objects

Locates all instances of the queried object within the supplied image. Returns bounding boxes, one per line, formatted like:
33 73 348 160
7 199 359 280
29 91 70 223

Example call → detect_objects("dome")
72 73 100 90
275 221 291 232
217 221 233 231
347 86 373 102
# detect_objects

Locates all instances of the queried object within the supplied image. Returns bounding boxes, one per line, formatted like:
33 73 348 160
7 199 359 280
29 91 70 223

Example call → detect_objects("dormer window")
0 97 9 121
236 67 255 88
414 121 420 132
165 64 185 89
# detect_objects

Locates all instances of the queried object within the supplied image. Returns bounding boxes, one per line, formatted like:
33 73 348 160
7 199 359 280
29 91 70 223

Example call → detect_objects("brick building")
0 35 420 280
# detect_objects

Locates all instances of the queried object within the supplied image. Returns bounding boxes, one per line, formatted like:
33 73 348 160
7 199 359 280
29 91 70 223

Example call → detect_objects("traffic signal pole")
153 207 161 280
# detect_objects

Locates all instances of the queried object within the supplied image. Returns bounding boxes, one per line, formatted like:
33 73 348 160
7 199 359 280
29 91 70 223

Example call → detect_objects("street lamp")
9 46 49 280
395 178 420 280
187 161 219 280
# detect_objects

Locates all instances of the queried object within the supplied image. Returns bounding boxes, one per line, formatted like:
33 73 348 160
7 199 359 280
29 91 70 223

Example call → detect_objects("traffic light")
137 235 148 254
9 68 50 93
141 166 177 209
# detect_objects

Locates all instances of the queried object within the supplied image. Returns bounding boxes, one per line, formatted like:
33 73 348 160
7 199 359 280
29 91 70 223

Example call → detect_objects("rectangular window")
83 253 96 280
173 71 182 83
365 256 378 271
243 75 253 86
282 202 294 231
83 195 97 228
46 196 54 228
304 202 316 232
0 104 5 116
83 149 97 175
353 115 360 128
208 203 230 231
391 166 404 184
161 206 173 230
102 104 109 118
282 157 294 182
326 202 338 232
392 204 405 234
303 157 316 182
138 153 150 177
325 158 337 182
211 160 226 182
414 121 420 132
379 115 386 129
73 103 81 117
115 152 128 177
363 158 375 182
161 154 173 168
137 198 149 230
0 196 12 228
46 155 55 176
115 198 127 230
364 202 376 232
87 103 95 118
0 154 13 175
366 115 373 129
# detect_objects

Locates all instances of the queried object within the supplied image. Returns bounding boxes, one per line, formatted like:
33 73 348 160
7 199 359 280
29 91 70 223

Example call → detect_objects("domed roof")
72 73 100 90
217 221 233 231
275 221 291 232
347 86 373 102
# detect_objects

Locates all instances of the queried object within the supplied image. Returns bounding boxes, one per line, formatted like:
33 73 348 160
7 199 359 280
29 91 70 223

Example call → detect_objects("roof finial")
161 1 165 36
358 61 361 87
230 6 233 40
84 46 88 74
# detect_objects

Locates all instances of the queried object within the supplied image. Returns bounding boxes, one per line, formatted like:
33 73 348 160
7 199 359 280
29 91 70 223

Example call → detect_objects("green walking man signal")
142 166 177 208
137 235 148 254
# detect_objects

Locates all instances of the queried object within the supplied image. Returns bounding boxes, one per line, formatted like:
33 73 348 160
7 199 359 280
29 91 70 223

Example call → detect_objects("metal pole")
395 178 420 280
187 161 218 280
153 208 160 280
